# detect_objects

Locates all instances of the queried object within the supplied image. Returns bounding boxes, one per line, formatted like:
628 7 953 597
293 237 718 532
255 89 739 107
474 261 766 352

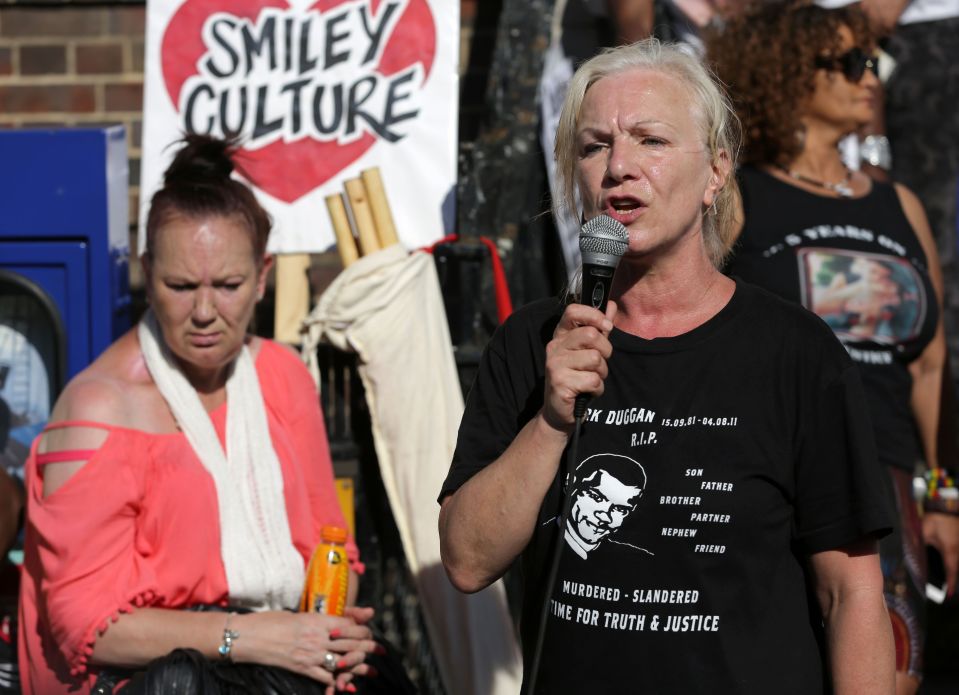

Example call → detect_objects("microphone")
579 214 629 312
575 214 628 418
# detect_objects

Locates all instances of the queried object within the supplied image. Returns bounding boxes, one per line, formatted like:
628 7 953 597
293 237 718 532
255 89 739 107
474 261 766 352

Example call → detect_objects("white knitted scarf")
138 311 304 610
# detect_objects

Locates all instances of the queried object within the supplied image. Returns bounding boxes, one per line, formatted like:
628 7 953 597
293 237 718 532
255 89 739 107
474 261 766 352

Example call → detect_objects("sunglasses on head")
814 46 879 83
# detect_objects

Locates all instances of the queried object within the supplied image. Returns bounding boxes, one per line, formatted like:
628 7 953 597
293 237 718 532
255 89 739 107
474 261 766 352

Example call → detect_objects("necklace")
776 165 854 198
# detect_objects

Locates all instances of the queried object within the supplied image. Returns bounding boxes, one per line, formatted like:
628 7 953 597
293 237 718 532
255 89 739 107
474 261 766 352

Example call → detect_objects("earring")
709 200 718 216
795 127 806 149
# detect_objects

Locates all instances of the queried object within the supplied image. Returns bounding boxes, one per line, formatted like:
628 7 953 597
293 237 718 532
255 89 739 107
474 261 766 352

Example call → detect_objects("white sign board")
140 0 459 254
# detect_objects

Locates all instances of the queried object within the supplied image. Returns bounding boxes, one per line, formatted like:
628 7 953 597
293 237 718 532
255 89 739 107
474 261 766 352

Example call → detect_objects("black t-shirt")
727 166 939 472
440 281 893 694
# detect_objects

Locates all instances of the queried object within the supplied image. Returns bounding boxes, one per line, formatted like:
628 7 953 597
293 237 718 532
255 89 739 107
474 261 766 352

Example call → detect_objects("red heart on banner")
161 0 436 203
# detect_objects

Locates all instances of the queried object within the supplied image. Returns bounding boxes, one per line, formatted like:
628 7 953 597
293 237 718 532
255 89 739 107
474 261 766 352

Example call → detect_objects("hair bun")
163 133 238 187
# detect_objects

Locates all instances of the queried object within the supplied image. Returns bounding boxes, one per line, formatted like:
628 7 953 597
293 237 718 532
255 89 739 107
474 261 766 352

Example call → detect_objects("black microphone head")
580 214 628 268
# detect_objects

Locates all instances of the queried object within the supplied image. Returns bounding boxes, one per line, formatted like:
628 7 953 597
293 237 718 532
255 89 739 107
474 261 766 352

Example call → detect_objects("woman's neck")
788 125 847 181
610 242 734 339
176 358 230 411
786 145 849 183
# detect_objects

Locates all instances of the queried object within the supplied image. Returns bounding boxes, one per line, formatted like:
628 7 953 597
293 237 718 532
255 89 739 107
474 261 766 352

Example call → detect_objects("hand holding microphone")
528 215 629 694
544 214 628 430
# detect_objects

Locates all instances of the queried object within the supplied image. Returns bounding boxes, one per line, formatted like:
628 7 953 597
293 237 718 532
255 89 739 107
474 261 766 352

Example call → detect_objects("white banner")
140 0 459 254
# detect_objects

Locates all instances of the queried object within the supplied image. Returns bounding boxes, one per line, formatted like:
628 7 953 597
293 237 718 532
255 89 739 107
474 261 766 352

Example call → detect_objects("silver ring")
322 651 338 672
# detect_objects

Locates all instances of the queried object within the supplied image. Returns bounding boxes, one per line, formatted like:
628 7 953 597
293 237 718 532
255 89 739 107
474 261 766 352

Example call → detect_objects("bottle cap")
321 526 348 543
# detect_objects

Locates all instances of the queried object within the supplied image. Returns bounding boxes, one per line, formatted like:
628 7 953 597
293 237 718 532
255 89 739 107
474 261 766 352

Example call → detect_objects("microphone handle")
574 263 614 419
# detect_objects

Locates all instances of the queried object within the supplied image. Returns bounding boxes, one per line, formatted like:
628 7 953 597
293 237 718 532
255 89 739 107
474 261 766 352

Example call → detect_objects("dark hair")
575 453 647 500
144 134 271 264
706 0 875 166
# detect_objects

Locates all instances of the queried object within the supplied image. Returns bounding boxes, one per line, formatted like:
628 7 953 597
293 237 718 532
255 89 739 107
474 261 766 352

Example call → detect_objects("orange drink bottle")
300 526 349 615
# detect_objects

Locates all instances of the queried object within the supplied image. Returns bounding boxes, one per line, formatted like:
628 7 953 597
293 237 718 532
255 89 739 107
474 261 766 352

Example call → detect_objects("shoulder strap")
36 420 116 466
41 420 115 433
871 181 917 236
36 450 98 466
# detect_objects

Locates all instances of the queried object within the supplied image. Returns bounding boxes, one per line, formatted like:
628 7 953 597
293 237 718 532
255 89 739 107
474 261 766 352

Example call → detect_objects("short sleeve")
439 302 555 502
263 341 363 573
792 364 895 554
26 439 160 677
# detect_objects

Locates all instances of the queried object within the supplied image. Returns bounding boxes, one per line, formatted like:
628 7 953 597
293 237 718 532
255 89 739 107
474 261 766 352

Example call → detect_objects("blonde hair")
554 38 742 267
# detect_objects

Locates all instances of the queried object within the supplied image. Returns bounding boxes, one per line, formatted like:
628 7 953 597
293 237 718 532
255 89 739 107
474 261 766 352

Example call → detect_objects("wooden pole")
344 177 381 256
273 253 312 344
325 193 359 268
361 167 399 248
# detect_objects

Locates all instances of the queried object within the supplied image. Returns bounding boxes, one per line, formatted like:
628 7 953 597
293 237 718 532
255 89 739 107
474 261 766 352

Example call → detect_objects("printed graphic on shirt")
563 453 651 559
549 583 719 634
756 223 907 260
797 248 926 345
548 404 742 637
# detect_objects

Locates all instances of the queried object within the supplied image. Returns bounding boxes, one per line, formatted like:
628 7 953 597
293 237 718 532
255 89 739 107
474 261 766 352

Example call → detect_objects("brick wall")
0 4 146 230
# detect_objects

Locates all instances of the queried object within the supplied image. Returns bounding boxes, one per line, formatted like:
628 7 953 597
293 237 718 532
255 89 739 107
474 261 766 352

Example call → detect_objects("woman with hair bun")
18 135 379 694
709 3 959 692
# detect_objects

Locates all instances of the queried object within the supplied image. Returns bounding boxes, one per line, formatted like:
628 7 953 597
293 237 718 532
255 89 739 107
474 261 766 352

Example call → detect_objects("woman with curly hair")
708 3 959 693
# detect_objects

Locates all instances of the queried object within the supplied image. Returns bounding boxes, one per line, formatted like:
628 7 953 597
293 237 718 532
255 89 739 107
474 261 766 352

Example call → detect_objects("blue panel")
0 127 131 360
87 230 131 357
0 128 112 239
0 241 91 380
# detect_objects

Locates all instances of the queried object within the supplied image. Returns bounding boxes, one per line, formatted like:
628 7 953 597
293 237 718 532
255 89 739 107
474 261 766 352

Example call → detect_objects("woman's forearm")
90 607 229 668
439 410 570 593
812 542 895 694
90 605 378 687
823 587 895 694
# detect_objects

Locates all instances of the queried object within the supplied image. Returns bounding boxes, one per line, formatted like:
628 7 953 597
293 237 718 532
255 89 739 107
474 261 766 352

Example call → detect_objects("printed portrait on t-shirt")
797 248 926 344
564 453 651 560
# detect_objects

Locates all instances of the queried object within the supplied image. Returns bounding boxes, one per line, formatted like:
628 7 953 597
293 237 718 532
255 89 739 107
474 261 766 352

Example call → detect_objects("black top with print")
441 281 893 695
727 166 939 472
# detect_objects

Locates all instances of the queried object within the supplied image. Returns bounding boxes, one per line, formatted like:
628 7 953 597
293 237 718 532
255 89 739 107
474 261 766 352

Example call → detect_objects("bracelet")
922 468 959 514
859 134 893 171
217 612 240 661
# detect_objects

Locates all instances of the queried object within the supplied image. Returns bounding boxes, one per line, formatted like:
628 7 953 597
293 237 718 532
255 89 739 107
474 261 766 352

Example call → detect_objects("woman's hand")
923 512 959 597
231 607 380 693
543 301 617 431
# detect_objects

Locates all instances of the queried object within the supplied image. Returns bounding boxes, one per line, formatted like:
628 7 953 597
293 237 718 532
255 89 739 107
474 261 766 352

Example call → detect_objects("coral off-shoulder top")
18 340 361 694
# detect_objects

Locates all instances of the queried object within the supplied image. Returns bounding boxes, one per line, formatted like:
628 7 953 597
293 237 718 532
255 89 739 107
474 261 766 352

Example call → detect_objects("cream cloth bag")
301 245 522 695
138 311 304 610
